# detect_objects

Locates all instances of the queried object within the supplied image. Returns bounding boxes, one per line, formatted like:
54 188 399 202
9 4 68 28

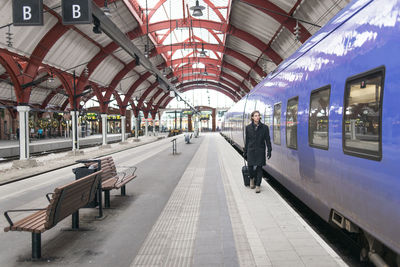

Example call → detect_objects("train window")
286 97 299 149
264 105 273 128
273 103 281 145
309 86 331 149
343 67 384 161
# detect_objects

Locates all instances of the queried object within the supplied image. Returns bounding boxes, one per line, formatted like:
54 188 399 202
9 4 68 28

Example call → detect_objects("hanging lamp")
190 0 205 17
102 0 112 17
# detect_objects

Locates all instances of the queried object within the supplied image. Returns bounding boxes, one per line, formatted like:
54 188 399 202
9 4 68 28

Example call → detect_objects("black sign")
13 0 43 26
62 0 92 25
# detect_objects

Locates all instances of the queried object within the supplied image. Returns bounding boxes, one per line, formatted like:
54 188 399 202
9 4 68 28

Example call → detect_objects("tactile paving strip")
131 137 209 266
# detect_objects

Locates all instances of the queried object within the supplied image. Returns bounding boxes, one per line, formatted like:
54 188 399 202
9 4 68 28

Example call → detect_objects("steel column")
121 116 126 142
101 114 108 145
17 105 30 160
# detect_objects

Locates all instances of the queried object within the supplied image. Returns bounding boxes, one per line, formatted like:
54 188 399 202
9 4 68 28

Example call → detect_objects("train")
221 0 400 265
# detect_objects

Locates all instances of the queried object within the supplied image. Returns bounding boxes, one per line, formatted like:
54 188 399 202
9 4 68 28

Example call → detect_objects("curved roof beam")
174 67 250 92
168 50 264 78
174 61 256 87
179 86 236 102
154 93 170 111
145 88 164 110
0 51 24 103
136 82 159 111
132 69 244 107
162 85 238 108
175 74 248 93
238 0 311 43
176 81 242 99
145 19 282 65
203 0 226 22
172 75 243 95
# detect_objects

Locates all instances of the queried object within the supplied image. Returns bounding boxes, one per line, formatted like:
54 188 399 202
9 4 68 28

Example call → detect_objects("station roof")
0 0 350 117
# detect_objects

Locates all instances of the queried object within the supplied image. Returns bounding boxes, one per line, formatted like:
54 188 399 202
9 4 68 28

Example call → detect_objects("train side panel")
224 0 400 254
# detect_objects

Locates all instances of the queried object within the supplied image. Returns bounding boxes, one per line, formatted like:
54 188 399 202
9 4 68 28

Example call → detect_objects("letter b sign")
13 0 43 26
62 0 92 25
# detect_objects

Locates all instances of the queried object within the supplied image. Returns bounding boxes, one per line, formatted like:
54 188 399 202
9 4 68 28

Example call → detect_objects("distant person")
243 111 272 193
16 128 19 140
38 128 43 139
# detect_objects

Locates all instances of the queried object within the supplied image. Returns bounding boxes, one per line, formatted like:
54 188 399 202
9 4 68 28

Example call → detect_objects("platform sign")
13 0 43 26
62 0 92 25
107 115 121 121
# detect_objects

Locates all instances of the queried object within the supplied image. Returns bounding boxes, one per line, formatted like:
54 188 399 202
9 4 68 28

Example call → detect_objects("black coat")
244 122 272 166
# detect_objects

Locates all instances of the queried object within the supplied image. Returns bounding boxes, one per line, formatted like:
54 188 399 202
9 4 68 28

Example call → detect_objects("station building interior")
0 0 399 266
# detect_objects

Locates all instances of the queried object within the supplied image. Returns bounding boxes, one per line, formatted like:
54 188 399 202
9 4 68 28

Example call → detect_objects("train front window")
273 103 281 145
343 67 384 160
286 97 299 149
309 86 331 149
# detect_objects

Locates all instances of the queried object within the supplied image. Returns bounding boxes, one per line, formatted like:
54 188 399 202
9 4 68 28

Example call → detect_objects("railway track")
0 139 123 163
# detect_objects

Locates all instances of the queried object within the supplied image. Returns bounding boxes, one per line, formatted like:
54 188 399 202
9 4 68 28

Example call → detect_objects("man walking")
244 111 272 193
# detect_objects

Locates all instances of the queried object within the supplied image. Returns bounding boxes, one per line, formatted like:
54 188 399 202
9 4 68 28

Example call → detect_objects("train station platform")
0 133 347 266
0 133 133 159
0 134 167 185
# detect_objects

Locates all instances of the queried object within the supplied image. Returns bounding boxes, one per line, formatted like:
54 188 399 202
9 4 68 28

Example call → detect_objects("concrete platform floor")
0 134 167 184
0 133 347 267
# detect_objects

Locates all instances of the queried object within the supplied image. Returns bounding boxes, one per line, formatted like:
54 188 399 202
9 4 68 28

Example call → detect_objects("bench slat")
5 210 43 232
11 210 46 232
17 211 46 230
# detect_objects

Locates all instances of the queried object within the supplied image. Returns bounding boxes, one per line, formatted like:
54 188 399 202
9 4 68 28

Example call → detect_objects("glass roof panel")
137 0 229 67
171 49 194 60
144 0 229 24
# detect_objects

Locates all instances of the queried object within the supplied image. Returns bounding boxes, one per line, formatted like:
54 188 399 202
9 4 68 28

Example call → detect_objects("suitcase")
242 165 250 186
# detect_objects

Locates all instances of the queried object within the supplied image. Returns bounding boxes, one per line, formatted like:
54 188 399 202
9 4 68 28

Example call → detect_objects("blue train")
222 0 400 265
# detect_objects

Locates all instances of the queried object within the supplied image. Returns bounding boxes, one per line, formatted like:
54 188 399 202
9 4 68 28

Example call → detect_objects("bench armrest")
116 166 137 184
117 166 137 176
4 208 46 227
46 193 54 202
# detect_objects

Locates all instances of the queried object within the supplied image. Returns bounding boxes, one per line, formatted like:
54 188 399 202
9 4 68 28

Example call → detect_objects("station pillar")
70 111 78 151
12 105 37 168
212 108 216 132
121 116 126 142
134 116 139 138
101 114 108 146
188 114 192 132
17 105 30 160
145 118 149 136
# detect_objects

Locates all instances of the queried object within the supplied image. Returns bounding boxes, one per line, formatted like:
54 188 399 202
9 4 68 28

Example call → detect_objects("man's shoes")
255 186 260 193
250 178 255 189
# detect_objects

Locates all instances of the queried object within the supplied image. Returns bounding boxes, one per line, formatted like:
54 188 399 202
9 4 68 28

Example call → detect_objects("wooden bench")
87 156 137 208
3 171 102 259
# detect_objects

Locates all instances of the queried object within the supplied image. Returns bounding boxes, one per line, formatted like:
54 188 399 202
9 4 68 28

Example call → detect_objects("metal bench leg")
72 210 79 230
121 185 126 196
32 232 41 259
104 190 111 208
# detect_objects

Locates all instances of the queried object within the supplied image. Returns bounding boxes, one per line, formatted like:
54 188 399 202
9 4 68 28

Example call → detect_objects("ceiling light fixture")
144 44 149 58
83 66 89 77
102 0 112 17
294 20 301 41
48 71 54 83
199 43 207 57
6 26 13 48
190 0 205 17
93 17 102 34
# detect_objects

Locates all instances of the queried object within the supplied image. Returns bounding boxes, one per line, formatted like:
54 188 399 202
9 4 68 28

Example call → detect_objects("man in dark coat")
244 110 272 193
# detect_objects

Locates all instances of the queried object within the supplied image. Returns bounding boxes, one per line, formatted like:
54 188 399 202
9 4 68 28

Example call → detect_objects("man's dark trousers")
249 165 263 186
